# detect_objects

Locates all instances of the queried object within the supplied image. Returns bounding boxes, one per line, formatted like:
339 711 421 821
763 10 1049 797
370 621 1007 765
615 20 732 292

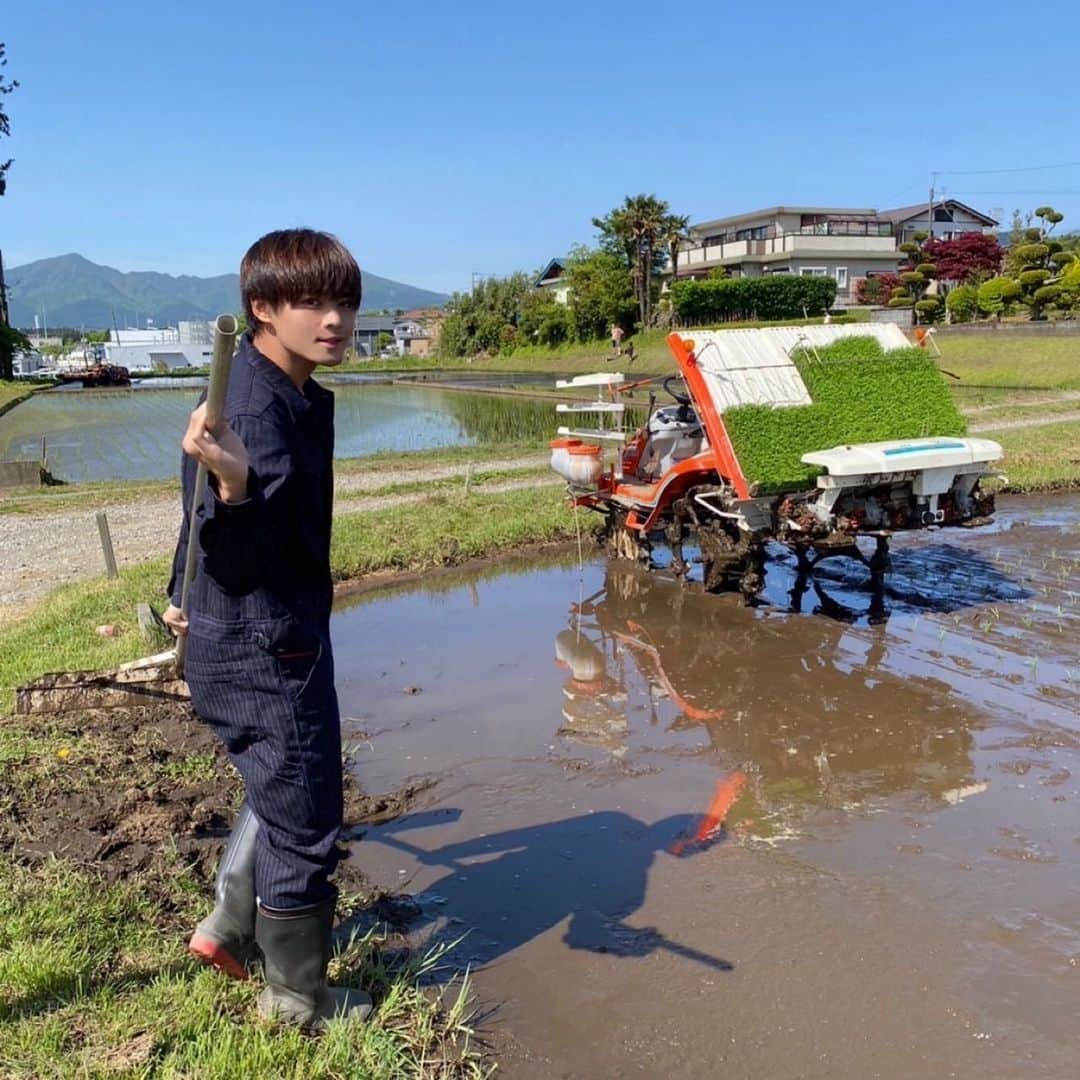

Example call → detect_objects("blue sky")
2 1 1079 294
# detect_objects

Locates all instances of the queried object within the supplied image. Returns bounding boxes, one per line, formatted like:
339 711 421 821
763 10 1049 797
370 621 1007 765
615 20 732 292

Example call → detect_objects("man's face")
254 296 358 366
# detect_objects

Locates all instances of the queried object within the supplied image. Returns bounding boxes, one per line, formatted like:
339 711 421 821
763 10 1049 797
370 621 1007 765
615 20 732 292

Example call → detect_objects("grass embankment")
0 380 35 418
984 420 1080 492
342 315 868 377
0 858 486 1078
0 444 550 516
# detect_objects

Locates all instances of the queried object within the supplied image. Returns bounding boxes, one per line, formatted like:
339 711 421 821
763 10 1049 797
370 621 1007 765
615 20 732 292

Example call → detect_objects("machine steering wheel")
663 374 692 406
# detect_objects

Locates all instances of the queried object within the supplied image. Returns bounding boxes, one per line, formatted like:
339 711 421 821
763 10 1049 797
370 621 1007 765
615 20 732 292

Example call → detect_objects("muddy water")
332 495 1079 1079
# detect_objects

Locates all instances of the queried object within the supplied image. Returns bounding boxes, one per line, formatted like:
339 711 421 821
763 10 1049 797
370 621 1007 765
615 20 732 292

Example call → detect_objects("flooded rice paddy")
0 381 558 482
331 495 1078 1078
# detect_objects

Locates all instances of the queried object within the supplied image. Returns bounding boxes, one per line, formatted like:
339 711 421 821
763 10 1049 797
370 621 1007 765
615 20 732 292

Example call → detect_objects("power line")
941 161 1080 176
949 189 1080 195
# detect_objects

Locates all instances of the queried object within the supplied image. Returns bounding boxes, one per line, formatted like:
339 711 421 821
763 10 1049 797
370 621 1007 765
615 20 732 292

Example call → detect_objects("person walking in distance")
611 323 625 357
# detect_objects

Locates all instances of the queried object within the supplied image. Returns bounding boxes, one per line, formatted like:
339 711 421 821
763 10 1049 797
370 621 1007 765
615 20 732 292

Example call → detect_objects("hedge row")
723 337 967 493
671 275 838 322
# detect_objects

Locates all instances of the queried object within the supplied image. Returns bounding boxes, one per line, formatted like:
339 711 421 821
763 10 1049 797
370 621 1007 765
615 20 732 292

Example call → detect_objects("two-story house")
675 206 902 304
675 202 999 306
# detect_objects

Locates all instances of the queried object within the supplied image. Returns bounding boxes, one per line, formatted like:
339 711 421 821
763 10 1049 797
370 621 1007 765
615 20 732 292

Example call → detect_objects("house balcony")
676 232 898 273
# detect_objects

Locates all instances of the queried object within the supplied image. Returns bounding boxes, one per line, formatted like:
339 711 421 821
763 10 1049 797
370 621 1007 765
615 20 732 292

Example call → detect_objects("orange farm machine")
550 325 1002 605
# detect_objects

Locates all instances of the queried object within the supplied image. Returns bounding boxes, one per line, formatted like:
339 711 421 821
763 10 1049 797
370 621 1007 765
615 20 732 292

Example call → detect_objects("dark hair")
241 229 363 334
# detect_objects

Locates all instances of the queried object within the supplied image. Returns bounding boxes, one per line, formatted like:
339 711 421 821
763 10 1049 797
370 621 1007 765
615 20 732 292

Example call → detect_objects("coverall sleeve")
166 451 196 607
196 411 297 596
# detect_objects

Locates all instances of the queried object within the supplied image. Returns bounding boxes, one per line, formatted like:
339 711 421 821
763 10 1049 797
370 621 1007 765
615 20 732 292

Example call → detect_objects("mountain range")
5 253 449 330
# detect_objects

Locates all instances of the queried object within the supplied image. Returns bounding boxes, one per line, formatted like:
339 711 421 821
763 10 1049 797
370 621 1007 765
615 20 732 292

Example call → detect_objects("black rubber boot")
256 895 373 1031
188 802 259 980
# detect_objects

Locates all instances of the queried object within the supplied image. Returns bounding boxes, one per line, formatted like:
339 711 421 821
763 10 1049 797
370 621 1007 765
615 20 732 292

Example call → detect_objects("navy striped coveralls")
168 334 342 910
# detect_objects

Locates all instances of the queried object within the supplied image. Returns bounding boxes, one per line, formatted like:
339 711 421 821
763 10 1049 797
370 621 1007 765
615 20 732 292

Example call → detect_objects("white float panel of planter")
684 324 911 413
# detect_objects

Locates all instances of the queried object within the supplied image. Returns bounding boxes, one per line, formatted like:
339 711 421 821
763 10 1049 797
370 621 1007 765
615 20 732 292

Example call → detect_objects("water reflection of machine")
556 564 979 835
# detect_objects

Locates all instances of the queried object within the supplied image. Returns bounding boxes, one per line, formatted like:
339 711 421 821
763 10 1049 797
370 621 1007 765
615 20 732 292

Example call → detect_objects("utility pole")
928 171 939 241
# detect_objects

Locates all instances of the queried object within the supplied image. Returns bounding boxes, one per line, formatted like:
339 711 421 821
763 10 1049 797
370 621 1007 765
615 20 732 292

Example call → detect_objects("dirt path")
0 454 553 626
968 409 1080 433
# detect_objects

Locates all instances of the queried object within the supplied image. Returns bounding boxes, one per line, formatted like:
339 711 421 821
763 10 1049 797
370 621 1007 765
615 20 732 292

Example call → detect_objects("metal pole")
175 313 239 676
96 511 118 579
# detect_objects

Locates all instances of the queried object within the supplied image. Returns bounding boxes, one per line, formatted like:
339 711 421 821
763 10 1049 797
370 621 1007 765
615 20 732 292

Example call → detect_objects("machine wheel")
698 518 760 598
602 509 652 565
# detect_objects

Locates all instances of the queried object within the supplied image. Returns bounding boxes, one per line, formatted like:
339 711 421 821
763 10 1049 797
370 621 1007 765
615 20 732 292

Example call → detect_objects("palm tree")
664 214 690 291
594 196 692 329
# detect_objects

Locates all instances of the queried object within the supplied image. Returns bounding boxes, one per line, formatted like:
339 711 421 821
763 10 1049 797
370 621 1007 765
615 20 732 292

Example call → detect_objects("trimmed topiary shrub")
915 298 941 322
1013 243 1050 264
978 276 1022 316
1033 284 1063 305
1019 269 1051 287
945 284 979 322
723 338 967 493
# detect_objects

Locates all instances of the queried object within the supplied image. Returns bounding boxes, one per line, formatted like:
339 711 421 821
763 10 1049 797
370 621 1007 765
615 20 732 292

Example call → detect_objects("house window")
834 267 848 289
799 266 828 277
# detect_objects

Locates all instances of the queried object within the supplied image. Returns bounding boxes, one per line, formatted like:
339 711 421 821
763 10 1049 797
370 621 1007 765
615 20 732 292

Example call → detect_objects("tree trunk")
643 240 652 327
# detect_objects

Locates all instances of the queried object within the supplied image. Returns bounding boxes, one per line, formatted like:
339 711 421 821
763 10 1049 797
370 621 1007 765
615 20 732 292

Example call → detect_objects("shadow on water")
353 807 735 978
717 537 1036 626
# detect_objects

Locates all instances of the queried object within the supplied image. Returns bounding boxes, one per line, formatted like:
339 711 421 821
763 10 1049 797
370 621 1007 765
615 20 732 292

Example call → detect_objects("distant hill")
5 253 449 330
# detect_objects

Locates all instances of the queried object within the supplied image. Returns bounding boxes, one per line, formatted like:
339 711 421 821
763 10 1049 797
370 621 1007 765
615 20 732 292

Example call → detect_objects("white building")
110 320 214 347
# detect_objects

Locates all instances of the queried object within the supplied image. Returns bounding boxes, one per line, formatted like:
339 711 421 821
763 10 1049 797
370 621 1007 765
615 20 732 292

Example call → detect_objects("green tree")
517 289 572 348
663 214 691 285
563 246 637 343
0 324 30 380
437 272 533 358
977 276 1022 319
593 194 686 329
945 284 979 323
1008 206 1068 319
0 42 16 197
890 233 940 322
1057 259 1080 316
0 40 19 367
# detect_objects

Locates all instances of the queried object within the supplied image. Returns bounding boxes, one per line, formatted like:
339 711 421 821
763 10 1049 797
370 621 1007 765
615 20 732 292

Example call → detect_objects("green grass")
337 443 545 474
340 317 864 377
0 380 35 417
0 476 178 515
337 467 553 504
949 385 1079 411
983 418 1080 492
0 858 489 1078
724 339 967 493
962 399 1080 427
935 334 1080 390
0 447 550 516
0 485 580 711
331 484 579 579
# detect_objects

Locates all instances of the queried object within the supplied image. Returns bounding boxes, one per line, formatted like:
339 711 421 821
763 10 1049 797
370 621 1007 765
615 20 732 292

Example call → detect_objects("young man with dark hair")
163 228 369 1030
